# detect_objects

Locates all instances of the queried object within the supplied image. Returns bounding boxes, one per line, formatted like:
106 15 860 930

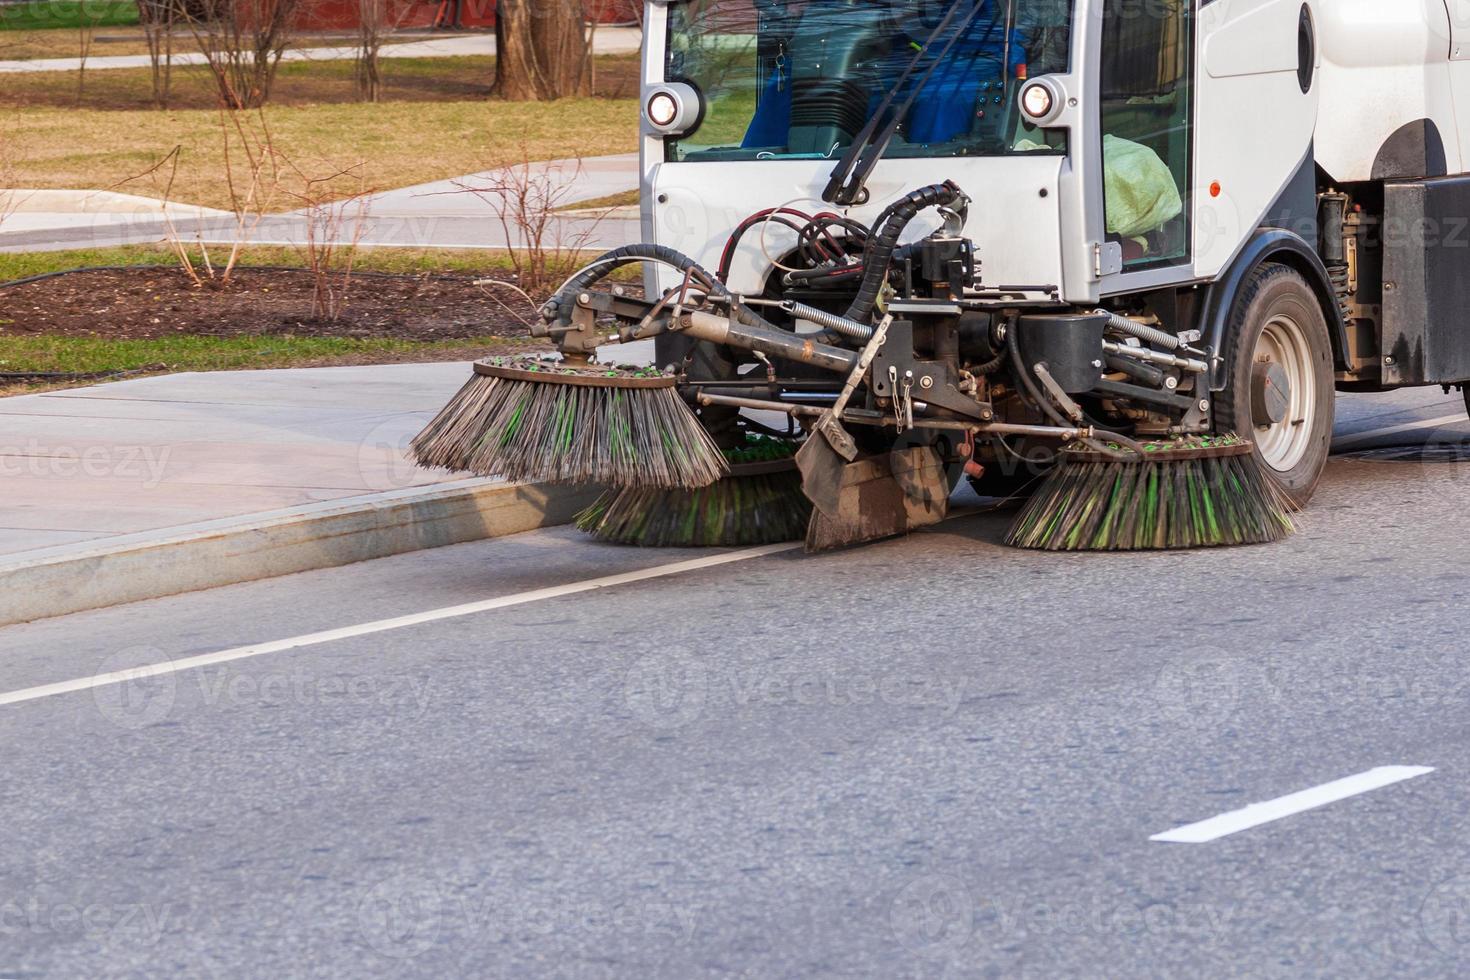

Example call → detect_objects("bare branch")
456 149 606 301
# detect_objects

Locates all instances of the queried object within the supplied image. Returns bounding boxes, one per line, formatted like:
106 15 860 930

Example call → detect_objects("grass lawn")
557 188 639 212
0 52 640 108
0 26 154 59
3 80 641 210
0 0 138 32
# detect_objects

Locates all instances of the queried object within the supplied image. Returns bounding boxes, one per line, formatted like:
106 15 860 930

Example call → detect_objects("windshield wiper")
822 0 999 206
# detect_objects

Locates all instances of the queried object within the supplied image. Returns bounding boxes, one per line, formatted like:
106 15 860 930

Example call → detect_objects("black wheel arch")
1200 227 1350 391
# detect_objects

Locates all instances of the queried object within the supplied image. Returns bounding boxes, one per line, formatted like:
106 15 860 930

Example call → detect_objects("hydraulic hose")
844 180 965 324
544 243 727 322
543 242 835 356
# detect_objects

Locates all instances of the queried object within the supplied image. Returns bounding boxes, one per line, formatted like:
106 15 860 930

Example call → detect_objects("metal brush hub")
472 360 676 390
1061 438 1255 464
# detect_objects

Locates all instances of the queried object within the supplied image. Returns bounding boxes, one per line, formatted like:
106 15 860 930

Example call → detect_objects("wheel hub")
1251 359 1291 426
1250 314 1316 472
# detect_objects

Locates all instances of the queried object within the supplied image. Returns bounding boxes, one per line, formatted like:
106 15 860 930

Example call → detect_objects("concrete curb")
0 478 600 627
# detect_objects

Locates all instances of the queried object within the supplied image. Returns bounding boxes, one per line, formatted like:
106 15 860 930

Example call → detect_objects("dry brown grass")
0 27 154 60
4 94 639 209
0 52 640 110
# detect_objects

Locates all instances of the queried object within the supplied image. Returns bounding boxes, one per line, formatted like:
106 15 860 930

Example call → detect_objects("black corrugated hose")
844 180 966 324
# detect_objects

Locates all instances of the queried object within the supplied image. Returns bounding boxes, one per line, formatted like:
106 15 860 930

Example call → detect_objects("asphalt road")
5 387 1470 977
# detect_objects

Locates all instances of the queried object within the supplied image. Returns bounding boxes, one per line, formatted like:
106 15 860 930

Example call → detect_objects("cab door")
1448 0 1470 59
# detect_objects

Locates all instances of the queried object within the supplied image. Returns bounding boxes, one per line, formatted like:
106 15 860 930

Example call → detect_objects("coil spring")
780 299 873 341
1329 264 1353 324
1095 309 1181 351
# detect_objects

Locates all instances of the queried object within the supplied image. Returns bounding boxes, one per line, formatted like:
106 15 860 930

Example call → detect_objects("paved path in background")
0 28 642 74
0 153 642 254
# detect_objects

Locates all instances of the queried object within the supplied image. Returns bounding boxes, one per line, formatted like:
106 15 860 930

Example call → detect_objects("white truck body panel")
1192 0 1320 278
1316 0 1463 180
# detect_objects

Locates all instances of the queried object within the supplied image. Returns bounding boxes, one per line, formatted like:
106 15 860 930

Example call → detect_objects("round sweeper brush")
1004 435 1297 552
575 435 812 547
409 357 728 489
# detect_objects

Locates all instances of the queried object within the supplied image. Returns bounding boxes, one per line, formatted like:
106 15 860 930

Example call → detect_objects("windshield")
664 0 1073 163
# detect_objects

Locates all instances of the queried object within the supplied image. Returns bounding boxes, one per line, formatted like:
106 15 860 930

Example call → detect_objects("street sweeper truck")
415 0 1470 551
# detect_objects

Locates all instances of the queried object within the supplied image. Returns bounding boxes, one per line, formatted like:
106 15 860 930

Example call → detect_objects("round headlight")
1020 82 1054 120
643 83 702 136
647 92 679 128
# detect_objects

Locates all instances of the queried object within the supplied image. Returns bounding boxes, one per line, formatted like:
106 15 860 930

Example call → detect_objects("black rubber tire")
1215 262 1335 507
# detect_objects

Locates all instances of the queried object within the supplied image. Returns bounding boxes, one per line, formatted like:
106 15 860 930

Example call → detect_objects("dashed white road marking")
0 542 801 710
1150 766 1436 844
1331 414 1466 452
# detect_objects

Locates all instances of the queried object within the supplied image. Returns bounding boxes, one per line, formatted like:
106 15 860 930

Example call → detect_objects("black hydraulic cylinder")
1092 378 1196 412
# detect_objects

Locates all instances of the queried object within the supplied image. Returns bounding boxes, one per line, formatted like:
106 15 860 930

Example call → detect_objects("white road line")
1331 414 1466 451
1150 766 1435 844
0 542 801 710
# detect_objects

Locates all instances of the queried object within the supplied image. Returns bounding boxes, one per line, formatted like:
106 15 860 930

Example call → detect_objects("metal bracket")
872 319 992 421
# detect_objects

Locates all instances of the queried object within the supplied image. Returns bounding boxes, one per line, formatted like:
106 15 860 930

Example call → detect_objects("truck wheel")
1215 263 1334 506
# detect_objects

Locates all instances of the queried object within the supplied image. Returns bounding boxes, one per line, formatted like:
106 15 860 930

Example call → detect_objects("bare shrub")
75 6 102 104
138 0 180 108
459 154 603 301
355 0 413 103
284 164 371 321
0 113 27 235
181 0 305 109
123 108 286 285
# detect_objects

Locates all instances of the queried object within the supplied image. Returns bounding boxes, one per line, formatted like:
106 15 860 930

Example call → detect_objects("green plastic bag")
1102 134 1183 239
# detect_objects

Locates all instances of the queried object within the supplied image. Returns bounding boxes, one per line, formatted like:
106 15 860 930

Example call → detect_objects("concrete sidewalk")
0 28 642 74
0 362 473 554
0 154 642 254
0 344 654 624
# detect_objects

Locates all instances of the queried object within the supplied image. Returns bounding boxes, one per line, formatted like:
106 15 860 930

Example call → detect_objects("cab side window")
1100 0 1193 268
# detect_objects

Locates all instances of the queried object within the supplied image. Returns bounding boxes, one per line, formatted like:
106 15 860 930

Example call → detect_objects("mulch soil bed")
0 267 546 341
